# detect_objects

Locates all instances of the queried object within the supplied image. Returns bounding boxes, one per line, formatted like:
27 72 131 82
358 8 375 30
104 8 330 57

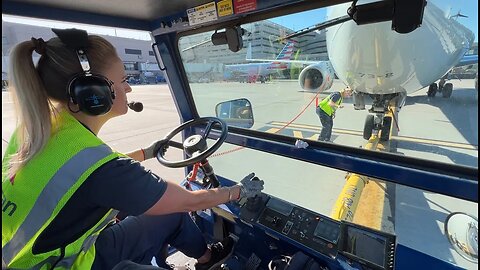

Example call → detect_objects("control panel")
238 194 396 270
256 197 340 258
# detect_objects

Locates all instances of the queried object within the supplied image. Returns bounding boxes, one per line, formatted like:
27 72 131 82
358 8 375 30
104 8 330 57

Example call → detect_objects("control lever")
199 159 220 188
245 176 264 210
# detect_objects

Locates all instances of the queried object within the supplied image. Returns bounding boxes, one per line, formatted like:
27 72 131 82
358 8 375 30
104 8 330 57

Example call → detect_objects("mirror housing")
347 0 427 34
444 212 478 263
211 26 245 52
215 98 254 128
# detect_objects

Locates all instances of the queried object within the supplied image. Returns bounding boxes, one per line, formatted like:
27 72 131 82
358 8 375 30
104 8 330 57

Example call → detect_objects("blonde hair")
340 87 351 93
7 34 118 178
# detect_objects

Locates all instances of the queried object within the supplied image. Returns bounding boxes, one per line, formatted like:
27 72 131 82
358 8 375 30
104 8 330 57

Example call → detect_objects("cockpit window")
178 4 478 169
178 3 477 268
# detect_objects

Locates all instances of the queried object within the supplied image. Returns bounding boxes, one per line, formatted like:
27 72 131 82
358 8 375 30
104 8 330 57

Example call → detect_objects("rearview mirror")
215 98 254 128
444 212 478 263
211 26 245 52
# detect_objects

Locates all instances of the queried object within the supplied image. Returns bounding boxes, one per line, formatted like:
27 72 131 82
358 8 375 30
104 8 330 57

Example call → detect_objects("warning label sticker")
187 2 218 26
234 0 257 14
217 0 234 17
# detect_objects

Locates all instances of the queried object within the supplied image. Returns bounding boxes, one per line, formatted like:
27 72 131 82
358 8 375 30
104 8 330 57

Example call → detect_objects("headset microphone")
128 101 143 112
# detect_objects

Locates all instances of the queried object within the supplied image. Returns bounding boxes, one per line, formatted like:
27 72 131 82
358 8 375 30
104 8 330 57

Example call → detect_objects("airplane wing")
455 54 478 67
245 58 319 65
246 55 476 67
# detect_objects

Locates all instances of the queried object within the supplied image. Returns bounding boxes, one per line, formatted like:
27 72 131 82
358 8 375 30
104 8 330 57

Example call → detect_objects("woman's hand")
236 173 264 200
142 139 169 160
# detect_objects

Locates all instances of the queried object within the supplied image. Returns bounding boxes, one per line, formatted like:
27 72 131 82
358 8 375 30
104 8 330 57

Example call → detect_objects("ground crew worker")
2 29 264 270
315 87 352 142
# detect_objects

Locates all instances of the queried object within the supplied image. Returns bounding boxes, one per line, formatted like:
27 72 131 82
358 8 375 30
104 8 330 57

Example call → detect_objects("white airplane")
324 0 477 140
245 48 337 91
224 40 296 83
246 0 476 140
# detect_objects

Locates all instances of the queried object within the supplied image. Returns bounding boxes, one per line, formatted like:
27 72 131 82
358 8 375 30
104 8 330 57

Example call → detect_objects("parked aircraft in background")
223 40 295 83
244 44 336 92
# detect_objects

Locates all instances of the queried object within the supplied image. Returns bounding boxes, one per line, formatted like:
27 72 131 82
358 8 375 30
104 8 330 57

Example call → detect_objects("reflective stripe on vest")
319 94 342 116
28 210 119 270
2 144 112 266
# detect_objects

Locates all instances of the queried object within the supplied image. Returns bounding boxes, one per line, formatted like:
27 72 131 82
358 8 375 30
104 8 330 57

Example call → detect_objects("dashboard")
237 193 396 270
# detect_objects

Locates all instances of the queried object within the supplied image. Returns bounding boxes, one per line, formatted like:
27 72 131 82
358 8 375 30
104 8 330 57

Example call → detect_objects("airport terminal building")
2 19 327 87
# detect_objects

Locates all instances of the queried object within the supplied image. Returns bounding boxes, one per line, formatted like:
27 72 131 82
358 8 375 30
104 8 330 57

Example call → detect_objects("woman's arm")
328 100 339 108
126 149 145 162
144 182 242 215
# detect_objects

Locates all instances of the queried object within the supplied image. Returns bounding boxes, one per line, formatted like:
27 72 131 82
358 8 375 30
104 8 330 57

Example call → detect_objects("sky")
2 0 478 42
270 1 478 42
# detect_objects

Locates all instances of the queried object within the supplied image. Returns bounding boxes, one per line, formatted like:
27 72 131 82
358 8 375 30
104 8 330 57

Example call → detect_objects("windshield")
178 2 478 269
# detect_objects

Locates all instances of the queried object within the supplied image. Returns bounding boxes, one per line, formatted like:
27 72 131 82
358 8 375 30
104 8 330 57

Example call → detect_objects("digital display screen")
313 218 340 243
266 198 294 216
345 226 387 268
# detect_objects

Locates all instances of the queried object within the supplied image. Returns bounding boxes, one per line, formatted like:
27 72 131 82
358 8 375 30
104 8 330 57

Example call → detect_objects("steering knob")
183 134 208 157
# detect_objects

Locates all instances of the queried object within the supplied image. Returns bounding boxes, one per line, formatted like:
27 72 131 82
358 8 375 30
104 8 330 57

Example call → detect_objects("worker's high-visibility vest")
2 110 121 269
318 93 343 116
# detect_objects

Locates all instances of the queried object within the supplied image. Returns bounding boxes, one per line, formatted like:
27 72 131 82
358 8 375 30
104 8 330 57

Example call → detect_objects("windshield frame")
157 5 478 202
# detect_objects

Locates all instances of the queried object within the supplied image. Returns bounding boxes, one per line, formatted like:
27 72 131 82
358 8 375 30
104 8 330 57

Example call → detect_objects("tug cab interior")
2 0 478 269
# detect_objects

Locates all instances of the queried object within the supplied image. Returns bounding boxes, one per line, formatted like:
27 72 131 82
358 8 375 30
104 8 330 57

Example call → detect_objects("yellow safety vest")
319 93 343 116
2 110 121 269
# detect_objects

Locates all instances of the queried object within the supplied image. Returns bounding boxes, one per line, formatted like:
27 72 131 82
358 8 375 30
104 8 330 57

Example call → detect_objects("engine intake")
298 62 334 92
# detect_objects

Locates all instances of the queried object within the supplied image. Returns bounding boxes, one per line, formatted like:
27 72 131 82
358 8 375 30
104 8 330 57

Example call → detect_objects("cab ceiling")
2 0 349 31
2 0 215 30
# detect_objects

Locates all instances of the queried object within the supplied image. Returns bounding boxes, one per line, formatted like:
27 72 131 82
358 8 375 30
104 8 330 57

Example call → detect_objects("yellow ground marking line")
392 136 477 150
265 127 280 133
269 121 477 150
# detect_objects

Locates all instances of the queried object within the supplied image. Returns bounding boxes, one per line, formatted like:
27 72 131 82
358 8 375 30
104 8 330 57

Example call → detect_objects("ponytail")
7 40 53 178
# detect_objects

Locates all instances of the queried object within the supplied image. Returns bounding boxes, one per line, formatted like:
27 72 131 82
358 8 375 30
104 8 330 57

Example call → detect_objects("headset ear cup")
69 75 114 116
67 77 79 105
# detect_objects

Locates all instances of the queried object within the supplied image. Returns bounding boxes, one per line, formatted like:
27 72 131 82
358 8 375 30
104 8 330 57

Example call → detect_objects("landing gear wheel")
427 83 437 97
363 114 374 140
380 116 392 142
438 78 446 91
442 83 453 98
156 117 228 168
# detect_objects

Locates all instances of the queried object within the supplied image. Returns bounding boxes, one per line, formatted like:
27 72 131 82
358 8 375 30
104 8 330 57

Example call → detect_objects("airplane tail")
275 40 295 60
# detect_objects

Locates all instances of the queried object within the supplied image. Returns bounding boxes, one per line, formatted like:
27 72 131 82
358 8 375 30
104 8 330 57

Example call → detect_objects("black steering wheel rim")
156 117 228 168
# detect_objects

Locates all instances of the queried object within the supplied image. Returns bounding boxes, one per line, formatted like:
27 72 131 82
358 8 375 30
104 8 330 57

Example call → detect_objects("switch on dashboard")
282 221 293 235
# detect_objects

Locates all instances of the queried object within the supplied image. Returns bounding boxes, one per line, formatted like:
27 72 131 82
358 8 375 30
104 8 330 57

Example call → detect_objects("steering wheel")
156 117 228 168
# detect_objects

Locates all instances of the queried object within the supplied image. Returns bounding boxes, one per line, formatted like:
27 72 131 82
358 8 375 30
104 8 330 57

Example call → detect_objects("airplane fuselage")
326 1 475 95
224 62 287 78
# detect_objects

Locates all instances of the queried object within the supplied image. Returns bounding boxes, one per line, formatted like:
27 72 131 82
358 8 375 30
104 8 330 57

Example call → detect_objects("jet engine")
298 62 335 92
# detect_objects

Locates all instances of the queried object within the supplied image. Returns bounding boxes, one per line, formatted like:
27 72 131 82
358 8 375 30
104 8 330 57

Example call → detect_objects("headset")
52 28 115 116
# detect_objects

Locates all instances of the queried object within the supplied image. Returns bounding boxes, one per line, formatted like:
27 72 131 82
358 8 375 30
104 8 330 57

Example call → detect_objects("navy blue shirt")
33 157 168 253
329 92 341 103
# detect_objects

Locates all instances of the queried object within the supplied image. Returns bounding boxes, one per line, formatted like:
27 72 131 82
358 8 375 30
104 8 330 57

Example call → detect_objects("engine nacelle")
298 61 335 92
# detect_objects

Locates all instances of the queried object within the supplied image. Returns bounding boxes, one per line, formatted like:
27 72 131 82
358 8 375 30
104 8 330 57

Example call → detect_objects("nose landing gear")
362 93 402 142
363 113 392 141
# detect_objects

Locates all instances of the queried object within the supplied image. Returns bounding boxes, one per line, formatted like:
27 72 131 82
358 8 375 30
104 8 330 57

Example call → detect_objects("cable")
211 79 330 158
389 108 400 132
